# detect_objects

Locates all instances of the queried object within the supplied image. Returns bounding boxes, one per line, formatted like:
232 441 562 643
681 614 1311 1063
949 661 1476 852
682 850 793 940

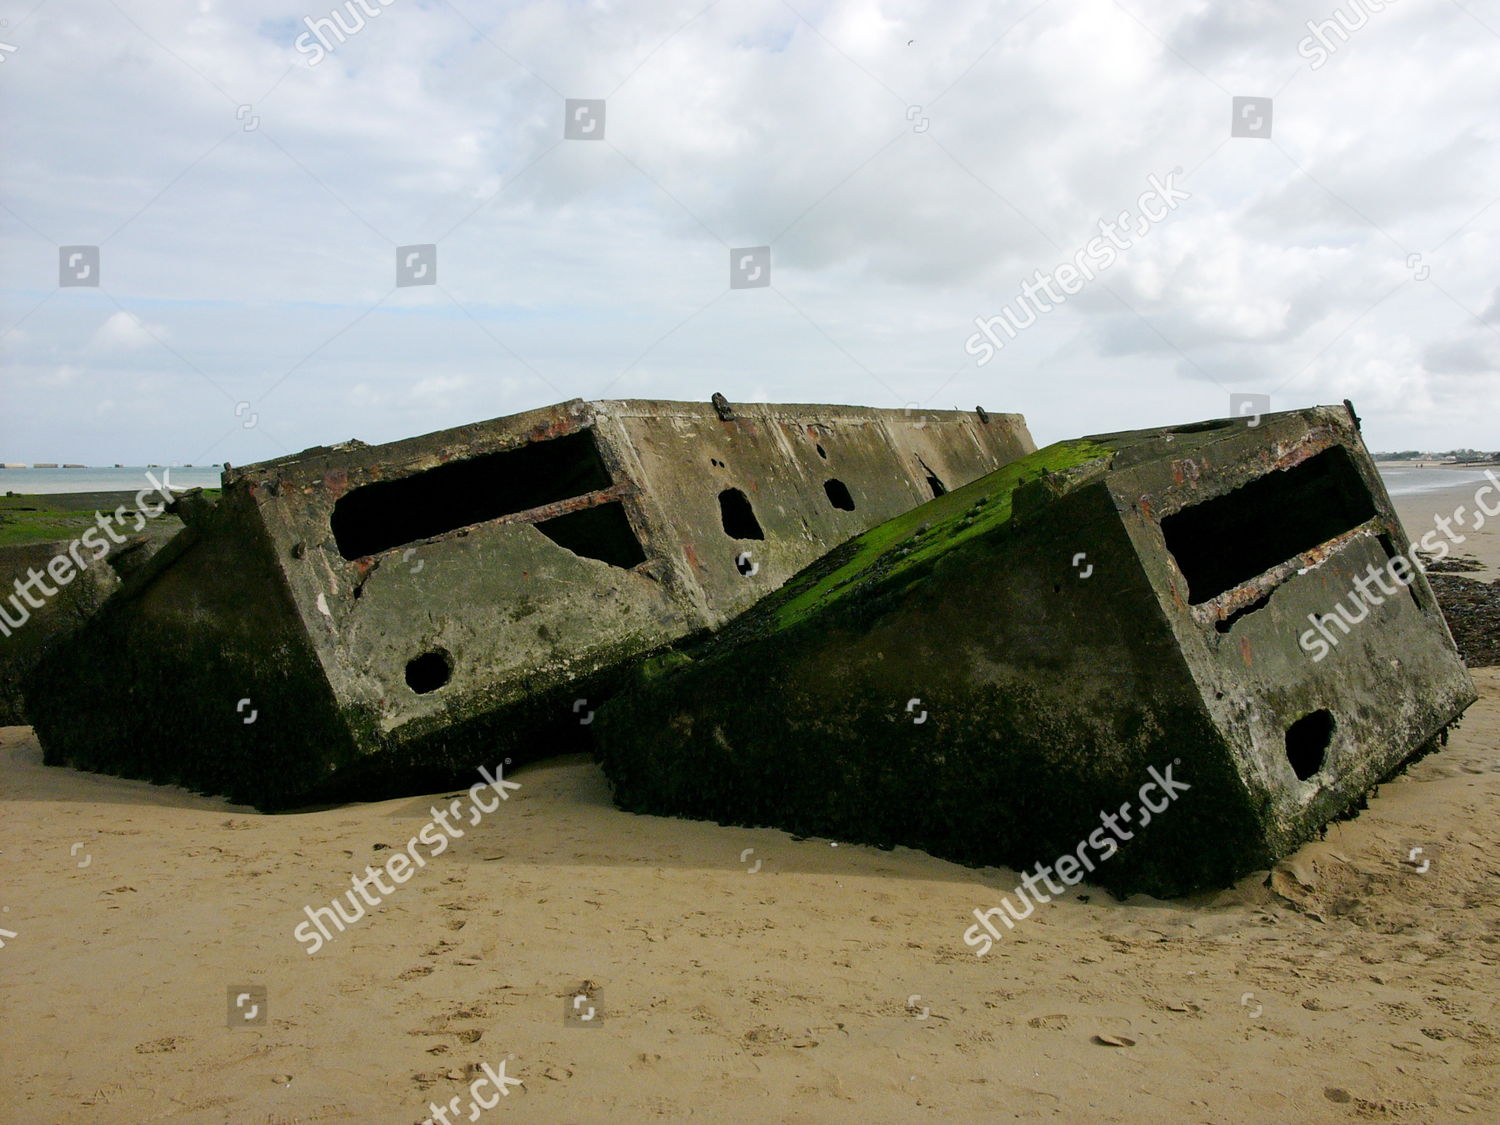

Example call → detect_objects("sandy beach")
7 0 1496 1116
1382 465 1500 580
2 483 1497 1125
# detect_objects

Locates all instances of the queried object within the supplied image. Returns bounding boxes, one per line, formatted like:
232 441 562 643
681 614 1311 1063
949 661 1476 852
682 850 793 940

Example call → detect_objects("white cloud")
0 0 1497 464
92 310 165 350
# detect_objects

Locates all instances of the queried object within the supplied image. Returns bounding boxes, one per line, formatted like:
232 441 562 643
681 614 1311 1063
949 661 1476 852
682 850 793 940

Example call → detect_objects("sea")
1 464 1493 498
1 466 226 495
1378 466 1497 498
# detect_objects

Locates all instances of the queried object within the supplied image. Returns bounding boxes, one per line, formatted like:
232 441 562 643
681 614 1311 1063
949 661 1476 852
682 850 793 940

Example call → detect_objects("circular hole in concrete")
406 649 452 694
824 478 856 511
718 488 764 540
1285 709 1334 780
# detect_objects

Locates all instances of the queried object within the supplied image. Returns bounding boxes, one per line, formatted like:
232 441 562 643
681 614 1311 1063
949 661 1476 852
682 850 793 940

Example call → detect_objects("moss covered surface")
0 499 94 547
618 439 1116 684
0 492 212 547
760 439 1113 630
593 439 1275 898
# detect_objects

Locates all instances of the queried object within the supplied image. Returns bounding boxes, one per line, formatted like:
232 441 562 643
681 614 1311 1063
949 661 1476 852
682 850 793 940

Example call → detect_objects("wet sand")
1383 466 1500 580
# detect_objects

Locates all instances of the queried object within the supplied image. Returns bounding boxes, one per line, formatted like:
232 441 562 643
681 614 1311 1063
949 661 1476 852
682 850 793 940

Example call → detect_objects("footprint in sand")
1026 1013 1072 1031
133 1036 186 1054
1377 1000 1422 1019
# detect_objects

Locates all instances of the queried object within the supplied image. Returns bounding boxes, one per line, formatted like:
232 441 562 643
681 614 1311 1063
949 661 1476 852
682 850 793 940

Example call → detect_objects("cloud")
91 310 165 351
0 0 1497 464
1423 337 1497 377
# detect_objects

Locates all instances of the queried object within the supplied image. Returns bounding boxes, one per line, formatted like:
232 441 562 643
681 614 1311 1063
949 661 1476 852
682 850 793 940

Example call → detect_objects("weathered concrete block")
594 405 1476 897
0 540 121 725
1 487 188 724
23 398 1032 808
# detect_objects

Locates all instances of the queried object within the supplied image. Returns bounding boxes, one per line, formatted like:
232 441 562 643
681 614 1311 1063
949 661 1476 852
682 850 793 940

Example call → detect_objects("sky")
2 0 1498 466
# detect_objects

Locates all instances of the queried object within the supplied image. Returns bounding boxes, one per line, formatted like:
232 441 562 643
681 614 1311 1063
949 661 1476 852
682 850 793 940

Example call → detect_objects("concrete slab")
22 398 1032 808
594 405 1477 897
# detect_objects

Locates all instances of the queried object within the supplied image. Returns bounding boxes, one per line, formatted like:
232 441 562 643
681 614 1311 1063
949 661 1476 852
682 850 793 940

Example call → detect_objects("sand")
1386 470 1500 581
2 487 1498 1125
2 678 1497 1125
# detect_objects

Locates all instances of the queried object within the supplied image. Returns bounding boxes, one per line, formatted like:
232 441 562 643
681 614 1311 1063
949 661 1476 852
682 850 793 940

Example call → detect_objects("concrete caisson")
22 398 1031 808
593 405 1476 896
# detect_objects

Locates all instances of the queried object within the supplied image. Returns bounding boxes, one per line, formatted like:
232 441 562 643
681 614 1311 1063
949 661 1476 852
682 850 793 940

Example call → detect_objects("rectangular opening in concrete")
1161 445 1377 605
331 429 613 559
535 502 647 569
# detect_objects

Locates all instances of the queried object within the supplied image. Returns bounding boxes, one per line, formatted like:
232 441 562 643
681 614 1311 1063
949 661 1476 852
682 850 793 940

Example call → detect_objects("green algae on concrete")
755 438 1115 636
594 408 1476 899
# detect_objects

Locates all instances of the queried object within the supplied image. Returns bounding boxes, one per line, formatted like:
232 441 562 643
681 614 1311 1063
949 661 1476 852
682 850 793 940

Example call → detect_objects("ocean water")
1378 466 1497 498
0 466 225 495
2 463 1494 498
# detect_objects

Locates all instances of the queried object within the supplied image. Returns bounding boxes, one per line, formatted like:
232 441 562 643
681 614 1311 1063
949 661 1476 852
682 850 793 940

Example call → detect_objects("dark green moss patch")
763 440 1112 630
